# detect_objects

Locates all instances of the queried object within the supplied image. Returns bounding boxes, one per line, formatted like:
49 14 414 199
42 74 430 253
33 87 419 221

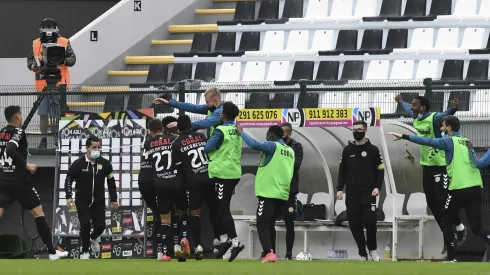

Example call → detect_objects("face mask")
417 108 425 120
353 131 365 141
90 150 100 159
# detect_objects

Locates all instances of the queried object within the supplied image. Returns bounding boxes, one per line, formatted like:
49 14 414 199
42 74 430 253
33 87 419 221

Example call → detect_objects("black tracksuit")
65 155 117 253
337 139 384 257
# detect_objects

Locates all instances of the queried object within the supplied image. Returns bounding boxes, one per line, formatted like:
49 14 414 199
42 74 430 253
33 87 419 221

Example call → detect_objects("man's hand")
450 98 459 109
237 126 243 134
153 98 169 105
386 132 403 141
66 199 74 209
110 202 120 209
25 163 37 174
394 94 402 103
372 188 380 197
166 121 177 128
466 140 474 150
336 191 344 200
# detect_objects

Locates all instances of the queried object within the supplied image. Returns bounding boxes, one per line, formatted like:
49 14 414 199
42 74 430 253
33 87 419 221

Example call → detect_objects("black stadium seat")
217 1 256 25
344 30 382 55
299 93 319 108
383 29 408 51
271 93 294 108
363 0 402 21
198 32 238 57
466 60 489 80
426 92 445 113
246 93 270 108
318 30 358 56
441 60 464 80
127 94 143 110
266 0 303 24
146 64 168 83
194 62 216 82
387 0 426 21
291 61 314 80
238 32 260 52
240 0 279 25
170 63 192 82
104 94 125 112
174 33 212 57
411 0 451 21
316 61 340 80
448 91 470 111
341 61 363 80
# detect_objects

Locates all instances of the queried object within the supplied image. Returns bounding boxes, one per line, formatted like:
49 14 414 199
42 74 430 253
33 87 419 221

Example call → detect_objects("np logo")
282 109 304 127
353 108 377 126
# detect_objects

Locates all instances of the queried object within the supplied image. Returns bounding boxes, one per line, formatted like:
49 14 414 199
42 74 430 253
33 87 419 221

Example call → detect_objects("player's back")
0 125 29 183
148 134 180 189
139 137 153 183
173 131 210 186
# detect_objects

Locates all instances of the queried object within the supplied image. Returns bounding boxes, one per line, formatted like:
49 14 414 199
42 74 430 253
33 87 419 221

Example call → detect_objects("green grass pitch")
1 259 490 275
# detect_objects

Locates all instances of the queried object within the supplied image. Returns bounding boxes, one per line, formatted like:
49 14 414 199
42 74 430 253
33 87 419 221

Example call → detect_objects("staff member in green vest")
387 115 490 262
237 125 295 263
154 87 224 253
203 102 244 262
394 95 466 252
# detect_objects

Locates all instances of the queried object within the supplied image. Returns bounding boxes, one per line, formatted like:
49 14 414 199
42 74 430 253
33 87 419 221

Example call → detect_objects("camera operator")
27 18 76 149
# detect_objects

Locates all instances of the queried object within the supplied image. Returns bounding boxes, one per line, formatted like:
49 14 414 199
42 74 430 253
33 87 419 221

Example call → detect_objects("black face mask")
353 131 365 141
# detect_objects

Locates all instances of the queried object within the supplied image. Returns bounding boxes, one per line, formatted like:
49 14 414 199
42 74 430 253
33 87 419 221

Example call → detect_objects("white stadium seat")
390 60 415 79
319 92 345 108
293 30 336 55
321 0 377 22
452 0 490 20
438 0 478 20
289 0 329 23
245 31 284 56
393 28 434 54
418 28 459 54
242 61 266 81
415 60 441 79
366 60 390 80
282 30 310 55
406 192 427 216
266 61 291 81
217 62 241 82
460 28 487 50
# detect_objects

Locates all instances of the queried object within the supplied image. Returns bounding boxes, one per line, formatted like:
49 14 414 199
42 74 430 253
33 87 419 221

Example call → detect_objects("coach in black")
279 122 303 260
65 136 119 260
337 120 384 261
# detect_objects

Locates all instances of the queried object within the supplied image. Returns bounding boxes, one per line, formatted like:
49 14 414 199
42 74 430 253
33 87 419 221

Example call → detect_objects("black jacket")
285 138 303 194
65 155 117 203
337 139 384 192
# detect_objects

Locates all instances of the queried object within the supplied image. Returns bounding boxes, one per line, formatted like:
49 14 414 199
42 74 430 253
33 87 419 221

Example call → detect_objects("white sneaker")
369 250 380 261
360 256 368 261
174 244 184 258
157 252 164 261
48 250 69 261
79 252 90 260
195 245 203 261
90 239 100 253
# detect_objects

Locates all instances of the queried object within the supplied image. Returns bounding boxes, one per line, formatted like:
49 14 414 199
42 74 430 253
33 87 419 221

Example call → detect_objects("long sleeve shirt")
239 132 286 166
203 120 235 153
27 40 76 69
469 148 490 169
400 101 457 138
168 100 224 130
405 132 462 164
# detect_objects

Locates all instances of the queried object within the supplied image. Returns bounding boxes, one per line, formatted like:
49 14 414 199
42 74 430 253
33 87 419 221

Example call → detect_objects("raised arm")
400 101 414 117
406 135 452 151
469 149 490 169
192 109 221 130
240 132 276 155
168 99 209 115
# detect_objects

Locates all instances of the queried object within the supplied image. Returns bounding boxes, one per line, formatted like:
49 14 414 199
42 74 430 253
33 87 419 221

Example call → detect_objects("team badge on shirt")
97 164 103 170
361 151 367 157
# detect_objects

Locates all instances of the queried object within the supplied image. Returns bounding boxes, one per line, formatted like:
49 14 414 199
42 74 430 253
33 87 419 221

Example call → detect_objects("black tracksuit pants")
202 180 223 239
256 197 285 254
443 186 490 260
423 166 462 231
76 200 105 253
215 178 239 239
346 190 377 257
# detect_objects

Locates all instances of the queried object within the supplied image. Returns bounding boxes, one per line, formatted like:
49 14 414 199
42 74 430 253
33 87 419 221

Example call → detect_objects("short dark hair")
353 120 367 129
414 96 431 111
280 122 292 133
86 136 100 147
161 116 178 129
4 106 21 122
268 125 284 138
177 115 192 131
148 118 163 132
441 115 460 132
221 102 239 120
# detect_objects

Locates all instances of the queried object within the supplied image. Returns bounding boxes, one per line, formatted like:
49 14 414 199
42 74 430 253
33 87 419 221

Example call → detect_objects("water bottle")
385 245 391 259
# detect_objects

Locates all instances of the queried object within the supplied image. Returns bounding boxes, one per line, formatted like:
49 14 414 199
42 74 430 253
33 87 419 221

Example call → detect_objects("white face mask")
90 150 100 159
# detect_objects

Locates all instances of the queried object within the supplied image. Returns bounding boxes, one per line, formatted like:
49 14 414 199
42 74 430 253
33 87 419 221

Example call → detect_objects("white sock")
213 238 220 246
220 234 228 244
456 224 465 231
231 237 239 247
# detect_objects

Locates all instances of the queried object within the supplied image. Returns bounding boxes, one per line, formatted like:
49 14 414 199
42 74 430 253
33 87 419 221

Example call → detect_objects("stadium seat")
318 30 358 56
127 94 143 110
438 0 477 20
281 30 309 56
271 93 294 108
374 91 398 114
320 0 378 23
415 60 441 79
426 92 445 112
194 62 216 81
466 59 489 80
266 61 291 81
411 0 451 21
104 94 125 112
456 0 490 21
245 31 284 56
393 28 434 54
225 92 246 109
239 0 278 25
238 32 261 53
246 93 270 108
406 192 427 216
291 61 314 80
316 61 340 80
388 0 426 21
419 28 459 54
471 90 490 116
441 60 464 79
443 28 488 55
297 192 308 205
340 60 364 80
212 32 237 56
448 91 470 111
344 29 382 55
146 64 168 83
320 91 345 108
265 0 303 24
299 92 319 108
299 30 336 55
375 29 408 54
217 62 241 82
170 63 192 82
289 0 328 23
383 193 405 223
363 0 402 21
390 60 415 79
469 32 490 54
217 1 256 25
366 60 390 80
174 32 212 57
348 91 371 108
242 62 266 81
